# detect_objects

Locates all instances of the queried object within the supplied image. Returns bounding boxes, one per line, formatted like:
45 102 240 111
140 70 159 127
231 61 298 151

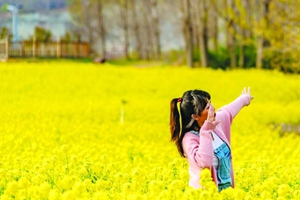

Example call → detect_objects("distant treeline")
1 0 300 73
0 26 79 43
65 0 300 73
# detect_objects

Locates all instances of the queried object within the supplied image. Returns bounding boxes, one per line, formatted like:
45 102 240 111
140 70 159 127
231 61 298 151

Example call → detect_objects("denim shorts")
214 142 232 191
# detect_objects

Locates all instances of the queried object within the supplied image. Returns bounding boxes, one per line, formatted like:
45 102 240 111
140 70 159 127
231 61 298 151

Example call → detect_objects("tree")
266 0 300 72
119 0 130 59
193 0 208 67
255 0 272 69
230 0 253 68
130 0 142 59
180 0 194 67
34 26 52 42
96 0 107 58
212 0 239 68
210 0 219 53
226 0 237 68
140 1 153 60
151 0 161 59
0 27 12 41
67 0 108 57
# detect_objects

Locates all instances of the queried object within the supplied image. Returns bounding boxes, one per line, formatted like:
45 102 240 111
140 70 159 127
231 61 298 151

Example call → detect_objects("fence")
0 39 90 59
0 39 9 60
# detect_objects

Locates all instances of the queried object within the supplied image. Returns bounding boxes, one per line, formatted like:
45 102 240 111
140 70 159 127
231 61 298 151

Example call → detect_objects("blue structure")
6 4 19 42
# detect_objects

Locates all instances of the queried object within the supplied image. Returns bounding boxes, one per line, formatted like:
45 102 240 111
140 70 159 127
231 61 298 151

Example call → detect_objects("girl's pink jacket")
182 94 251 189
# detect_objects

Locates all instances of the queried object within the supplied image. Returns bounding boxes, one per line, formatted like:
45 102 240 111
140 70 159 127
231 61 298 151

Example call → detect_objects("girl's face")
193 100 212 127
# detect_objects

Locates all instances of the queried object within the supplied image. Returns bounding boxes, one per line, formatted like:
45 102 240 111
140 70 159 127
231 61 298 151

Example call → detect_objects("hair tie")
177 100 183 137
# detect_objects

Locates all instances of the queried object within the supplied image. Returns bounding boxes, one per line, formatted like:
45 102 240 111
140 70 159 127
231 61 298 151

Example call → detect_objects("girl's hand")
207 104 220 126
241 87 254 105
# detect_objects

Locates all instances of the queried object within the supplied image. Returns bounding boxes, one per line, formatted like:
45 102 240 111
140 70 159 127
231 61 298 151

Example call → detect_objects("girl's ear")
191 114 199 120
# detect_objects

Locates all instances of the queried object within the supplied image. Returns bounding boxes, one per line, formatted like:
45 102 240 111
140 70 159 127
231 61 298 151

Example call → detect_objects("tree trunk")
226 0 236 68
211 2 219 52
193 8 200 57
143 1 154 60
151 0 161 59
130 0 142 59
256 0 271 69
238 0 250 68
239 41 244 68
198 0 208 67
120 0 130 60
96 0 106 58
228 30 236 68
256 36 263 69
180 0 194 67
244 0 253 38
85 3 95 55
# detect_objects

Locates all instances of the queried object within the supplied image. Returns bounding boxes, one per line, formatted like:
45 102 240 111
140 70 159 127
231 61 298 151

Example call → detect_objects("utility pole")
6 4 20 42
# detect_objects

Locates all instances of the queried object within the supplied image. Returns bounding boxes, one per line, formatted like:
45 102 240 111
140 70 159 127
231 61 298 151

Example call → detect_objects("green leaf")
0 3 8 11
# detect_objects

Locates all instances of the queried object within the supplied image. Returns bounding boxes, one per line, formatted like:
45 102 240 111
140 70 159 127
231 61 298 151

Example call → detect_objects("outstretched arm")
218 87 254 120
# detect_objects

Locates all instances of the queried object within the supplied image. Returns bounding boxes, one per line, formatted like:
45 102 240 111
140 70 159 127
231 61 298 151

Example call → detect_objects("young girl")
169 87 253 191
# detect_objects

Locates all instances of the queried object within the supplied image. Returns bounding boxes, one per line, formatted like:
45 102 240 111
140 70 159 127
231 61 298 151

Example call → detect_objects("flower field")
0 61 300 199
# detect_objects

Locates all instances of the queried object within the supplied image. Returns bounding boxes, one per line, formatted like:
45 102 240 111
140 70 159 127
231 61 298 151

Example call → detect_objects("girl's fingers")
213 120 220 126
242 87 251 95
209 105 215 117
207 104 216 122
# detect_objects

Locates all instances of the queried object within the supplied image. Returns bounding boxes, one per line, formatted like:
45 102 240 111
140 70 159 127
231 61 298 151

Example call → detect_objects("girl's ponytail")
170 98 184 157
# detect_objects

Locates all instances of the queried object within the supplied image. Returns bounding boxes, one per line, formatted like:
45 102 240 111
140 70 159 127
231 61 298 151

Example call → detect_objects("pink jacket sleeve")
182 121 217 168
217 94 251 124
